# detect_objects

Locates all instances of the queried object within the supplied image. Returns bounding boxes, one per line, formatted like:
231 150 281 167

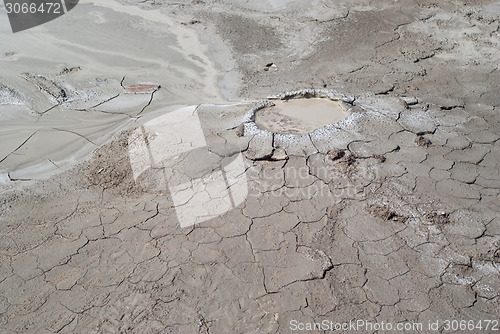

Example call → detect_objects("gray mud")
0 0 499 333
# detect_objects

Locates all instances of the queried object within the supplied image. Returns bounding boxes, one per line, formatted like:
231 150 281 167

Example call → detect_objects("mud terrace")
0 0 499 333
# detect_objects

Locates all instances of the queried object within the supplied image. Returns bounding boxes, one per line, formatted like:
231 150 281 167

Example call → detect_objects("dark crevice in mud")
413 52 436 63
0 131 37 164
308 133 320 152
7 172 31 182
369 205 408 223
327 148 345 161
48 159 60 169
136 87 160 116
440 105 465 110
375 85 395 95
426 211 451 225
415 135 432 147
83 108 135 119
76 94 121 111
415 128 436 136
251 154 282 162
50 128 97 146
38 104 59 116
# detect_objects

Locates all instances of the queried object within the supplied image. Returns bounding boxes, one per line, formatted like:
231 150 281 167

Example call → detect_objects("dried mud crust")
1 0 499 332
1 92 498 333
85 130 139 195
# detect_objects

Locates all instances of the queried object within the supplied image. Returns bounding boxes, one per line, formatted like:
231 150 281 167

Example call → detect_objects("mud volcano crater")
253 90 353 135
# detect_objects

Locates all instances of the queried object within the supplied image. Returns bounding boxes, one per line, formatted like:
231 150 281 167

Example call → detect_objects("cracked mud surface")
1 0 499 333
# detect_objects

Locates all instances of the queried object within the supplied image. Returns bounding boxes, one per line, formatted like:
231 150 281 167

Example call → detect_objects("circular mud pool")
255 97 349 134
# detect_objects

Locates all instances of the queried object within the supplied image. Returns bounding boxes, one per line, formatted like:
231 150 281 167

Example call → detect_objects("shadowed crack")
0 131 37 164
50 128 98 146
136 87 161 116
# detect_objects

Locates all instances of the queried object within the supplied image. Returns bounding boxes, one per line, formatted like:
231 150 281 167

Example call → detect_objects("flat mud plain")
0 0 499 333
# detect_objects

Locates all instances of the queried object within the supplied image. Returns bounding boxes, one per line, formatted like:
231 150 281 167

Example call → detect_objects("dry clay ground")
1 0 500 333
